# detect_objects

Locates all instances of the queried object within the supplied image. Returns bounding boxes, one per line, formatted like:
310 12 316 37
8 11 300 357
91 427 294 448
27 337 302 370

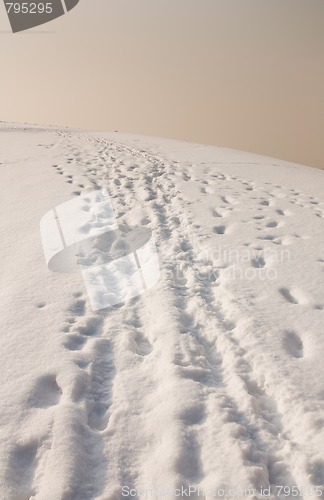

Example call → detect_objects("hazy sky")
1 0 324 168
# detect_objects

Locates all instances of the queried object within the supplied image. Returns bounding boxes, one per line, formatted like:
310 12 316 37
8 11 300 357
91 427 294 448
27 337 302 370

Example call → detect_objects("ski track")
3 128 324 499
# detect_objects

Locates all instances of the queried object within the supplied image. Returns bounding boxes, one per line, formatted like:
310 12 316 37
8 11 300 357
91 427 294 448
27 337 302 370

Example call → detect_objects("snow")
0 122 323 500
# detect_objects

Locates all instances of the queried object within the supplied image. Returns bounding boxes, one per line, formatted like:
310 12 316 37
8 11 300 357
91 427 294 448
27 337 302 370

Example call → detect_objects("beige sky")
0 0 323 168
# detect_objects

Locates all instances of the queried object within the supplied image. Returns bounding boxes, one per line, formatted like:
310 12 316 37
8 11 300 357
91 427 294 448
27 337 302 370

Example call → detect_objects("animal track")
283 330 304 358
26 374 62 408
259 234 275 241
279 287 309 305
133 331 153 356
64 334 87 351
265 220 279 228
63 296 103 355
212 207 228 218
213 225 227 235
251 255 266 268
221 195 235 205
7 441 38 499
69 299 86 316
279 288 299 305
72 316 103 337
276 208 292 217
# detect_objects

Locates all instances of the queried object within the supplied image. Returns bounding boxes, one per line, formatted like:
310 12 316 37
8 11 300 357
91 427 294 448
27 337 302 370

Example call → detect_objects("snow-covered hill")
0 123 323 500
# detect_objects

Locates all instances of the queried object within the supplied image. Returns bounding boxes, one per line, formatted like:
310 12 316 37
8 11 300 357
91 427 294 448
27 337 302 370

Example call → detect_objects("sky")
0 0 324 169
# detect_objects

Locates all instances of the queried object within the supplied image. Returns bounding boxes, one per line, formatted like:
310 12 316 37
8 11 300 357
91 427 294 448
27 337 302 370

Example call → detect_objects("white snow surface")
0 123 324 500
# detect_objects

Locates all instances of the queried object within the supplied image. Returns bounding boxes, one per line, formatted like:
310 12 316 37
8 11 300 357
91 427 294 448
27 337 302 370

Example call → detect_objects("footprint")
279 287 309 305
260 200 270 206
64 334 87 351
140 216 150 225
7 441 38 498
69 299 86 316
259 234 275 241
279 288 299 304
266 221 279 228
283 330 304 358
134 332 153 356
73 317 103 337
213 225 227 235
180 240 191 252
251 256 266 268
171 216 181 227
223 320 237 331
26 374 62 408
180 403 205 426
272 235 294 246
36 302 46 309
221 196 234 204
276 209 292 217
